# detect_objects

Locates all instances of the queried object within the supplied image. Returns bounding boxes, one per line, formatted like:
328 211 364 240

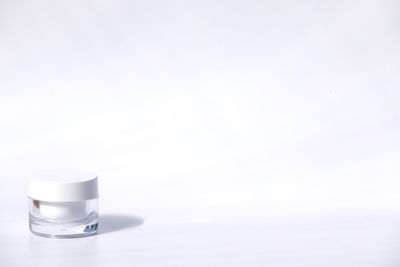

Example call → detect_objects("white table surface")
1 0 400 265
2 210 400 266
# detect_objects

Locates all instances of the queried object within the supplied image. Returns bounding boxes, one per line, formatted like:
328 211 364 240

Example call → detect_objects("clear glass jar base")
29 215 98 238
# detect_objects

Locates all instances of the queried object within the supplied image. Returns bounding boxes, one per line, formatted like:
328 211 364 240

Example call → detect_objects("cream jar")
28 171 99 238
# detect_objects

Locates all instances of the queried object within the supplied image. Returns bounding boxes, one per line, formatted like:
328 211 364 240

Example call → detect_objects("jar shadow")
98 214 144 235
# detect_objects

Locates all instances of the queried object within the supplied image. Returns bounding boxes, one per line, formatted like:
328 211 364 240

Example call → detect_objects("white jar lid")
28 171 99 202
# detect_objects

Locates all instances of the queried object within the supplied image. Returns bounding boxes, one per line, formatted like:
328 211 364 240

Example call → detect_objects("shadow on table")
98 214 144 234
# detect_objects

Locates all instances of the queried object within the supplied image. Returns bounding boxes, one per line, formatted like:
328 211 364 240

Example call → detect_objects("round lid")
28 171 99 202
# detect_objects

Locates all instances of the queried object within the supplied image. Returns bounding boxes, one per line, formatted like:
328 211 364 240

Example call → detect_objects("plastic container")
28 171 99 238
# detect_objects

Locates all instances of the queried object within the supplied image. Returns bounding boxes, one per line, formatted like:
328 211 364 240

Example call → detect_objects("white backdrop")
1 0 400 265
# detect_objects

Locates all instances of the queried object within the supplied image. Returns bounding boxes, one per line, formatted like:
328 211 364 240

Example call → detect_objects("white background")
1 0 400 266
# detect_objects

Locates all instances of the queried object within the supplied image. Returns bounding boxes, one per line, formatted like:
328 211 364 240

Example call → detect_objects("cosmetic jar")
28 171 99 238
